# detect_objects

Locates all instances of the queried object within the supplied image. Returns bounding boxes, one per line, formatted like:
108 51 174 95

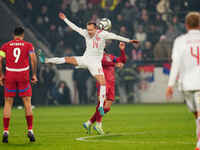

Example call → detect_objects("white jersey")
168 30 200 91
63 18 130 60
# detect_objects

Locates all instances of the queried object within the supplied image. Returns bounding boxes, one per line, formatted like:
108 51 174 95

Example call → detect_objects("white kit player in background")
40 12 139 116
166 12 200 150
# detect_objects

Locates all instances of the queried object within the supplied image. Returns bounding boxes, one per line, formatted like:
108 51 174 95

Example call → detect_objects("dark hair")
14 27 24 36
86 22 97 28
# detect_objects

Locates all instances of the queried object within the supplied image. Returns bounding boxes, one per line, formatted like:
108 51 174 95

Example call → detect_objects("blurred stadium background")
0 0 199 106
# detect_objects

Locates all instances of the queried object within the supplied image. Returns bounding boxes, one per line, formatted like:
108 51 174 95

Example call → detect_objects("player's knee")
65 56 69 63
4 101 13 109
104 107 110 114
3 113 10 118
104 102 111 111
104 100 112 107
5 97 14 104
101 82 106 86
65 57 78 65
25 108 33 116
24 104 32 115
99 79 106 85
3 109 11 118
65 56 74 64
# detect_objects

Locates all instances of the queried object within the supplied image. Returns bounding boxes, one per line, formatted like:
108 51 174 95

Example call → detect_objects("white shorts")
183 91 200 112
74 56 104 76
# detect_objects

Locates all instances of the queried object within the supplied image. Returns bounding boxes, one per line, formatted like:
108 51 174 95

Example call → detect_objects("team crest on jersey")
105 55 112 62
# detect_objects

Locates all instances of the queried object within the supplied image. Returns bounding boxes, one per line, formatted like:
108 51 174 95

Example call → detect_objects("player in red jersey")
83 42 126 134
0 27 38 143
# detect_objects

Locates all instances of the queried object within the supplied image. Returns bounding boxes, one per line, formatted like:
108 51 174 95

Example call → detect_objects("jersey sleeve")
64 18 87 37
100 31 130 42
0 44 7 58
102 51 126 67
168 37 183 87
115 50 127 63
28 43 35 54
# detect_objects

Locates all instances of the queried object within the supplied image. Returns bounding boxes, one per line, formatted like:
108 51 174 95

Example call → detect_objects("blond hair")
185 12 200 29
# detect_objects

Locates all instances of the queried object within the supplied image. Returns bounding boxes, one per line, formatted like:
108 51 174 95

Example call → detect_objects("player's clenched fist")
59 12 66 20
115 63 124 69
119 42 125 50
31 75 38 84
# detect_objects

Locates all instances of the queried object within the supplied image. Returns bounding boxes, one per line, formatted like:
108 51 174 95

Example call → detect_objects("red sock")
96 101 102 122
91 102 111 123
96 111 102 122
3 117 10 131
89 101 100 123
96 108 111 122
90 111 98 123
26 115 33 130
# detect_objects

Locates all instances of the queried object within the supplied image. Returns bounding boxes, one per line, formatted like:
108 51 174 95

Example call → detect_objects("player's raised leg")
2 97 14 143
38 50 78 66
22 96 35 142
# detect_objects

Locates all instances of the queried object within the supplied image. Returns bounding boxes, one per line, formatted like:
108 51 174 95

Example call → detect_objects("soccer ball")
98 18 112 31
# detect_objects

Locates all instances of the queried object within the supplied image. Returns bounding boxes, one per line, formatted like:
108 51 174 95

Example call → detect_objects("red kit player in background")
83 42 126 134
0 27 38 143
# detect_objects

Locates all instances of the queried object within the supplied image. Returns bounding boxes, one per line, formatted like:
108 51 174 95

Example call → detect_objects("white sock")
96 122 102 127
87 120 92 125
3 130 9 134
196 117 200 147
28 129 33 133
45 57 65 64
99 85 106 107
197 141 200 148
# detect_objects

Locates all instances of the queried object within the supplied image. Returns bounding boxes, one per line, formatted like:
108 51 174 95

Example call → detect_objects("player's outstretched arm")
102 31 139 44
59 12 86 37
102 43 126 67
29 52 38 84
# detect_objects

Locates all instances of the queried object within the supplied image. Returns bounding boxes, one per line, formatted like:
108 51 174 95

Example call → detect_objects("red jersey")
1 38 34 70
96 50 126 101
0 38 34 97
102 50 126 84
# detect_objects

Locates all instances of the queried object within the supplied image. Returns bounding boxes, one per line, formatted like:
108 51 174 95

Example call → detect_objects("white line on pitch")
76 132 195 145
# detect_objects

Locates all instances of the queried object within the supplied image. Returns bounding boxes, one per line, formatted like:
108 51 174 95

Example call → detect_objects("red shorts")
97 83 115 101
4 71 32 97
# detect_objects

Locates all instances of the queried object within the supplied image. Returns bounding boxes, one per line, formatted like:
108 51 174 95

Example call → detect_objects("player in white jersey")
39 12 138 116
166 12 200 150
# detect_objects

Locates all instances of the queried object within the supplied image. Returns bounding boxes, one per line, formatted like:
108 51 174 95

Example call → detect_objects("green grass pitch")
0 104 196 150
